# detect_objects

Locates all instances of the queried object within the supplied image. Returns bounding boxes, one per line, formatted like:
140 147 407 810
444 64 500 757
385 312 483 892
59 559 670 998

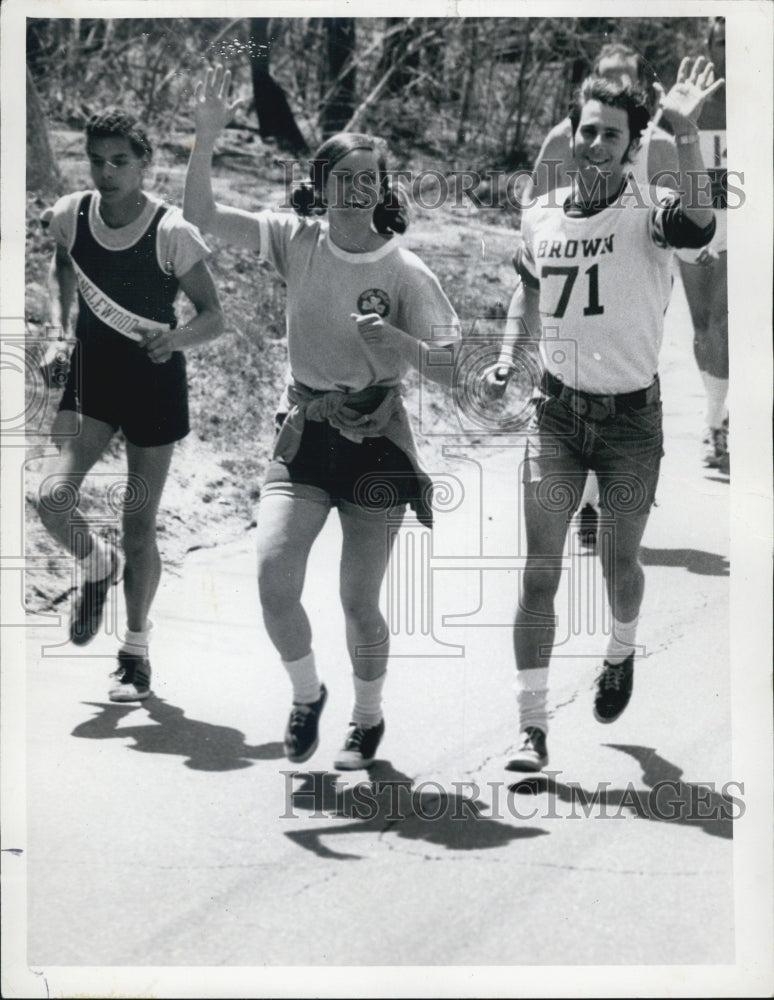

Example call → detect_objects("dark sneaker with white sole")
334 719 385 770
506 726 548 771
284 684 327 763
70 543 123 646
108 650 152 702
593 653 634 723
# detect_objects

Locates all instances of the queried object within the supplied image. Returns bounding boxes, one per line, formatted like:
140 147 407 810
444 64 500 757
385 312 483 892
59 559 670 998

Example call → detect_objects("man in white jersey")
523 42 680 550
486 60 721 771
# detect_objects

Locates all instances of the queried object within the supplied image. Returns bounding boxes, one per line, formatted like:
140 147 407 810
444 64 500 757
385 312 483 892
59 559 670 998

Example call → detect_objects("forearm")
173 306 224 350
47 256 76 334
184 134 219 231
389 324 459 389
674 128 714 229
497 281 540 369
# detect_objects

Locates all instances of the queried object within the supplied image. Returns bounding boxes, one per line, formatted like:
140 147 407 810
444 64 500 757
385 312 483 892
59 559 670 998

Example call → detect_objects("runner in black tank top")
36 110 224 702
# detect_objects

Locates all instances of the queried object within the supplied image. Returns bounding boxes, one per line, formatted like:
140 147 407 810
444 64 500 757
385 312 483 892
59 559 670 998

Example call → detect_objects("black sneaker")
284 684 327 763
108 650 152 702
593 654 634 723
334 719 385 770
578 503 598 549
506 726 548 772
70 543 123 646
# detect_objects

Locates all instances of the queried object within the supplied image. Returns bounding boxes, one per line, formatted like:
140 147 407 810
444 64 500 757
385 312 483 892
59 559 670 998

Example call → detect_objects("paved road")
5 273 769 997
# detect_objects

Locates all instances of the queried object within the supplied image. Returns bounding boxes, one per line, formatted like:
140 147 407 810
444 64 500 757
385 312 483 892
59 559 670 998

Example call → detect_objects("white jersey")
518 184 708 395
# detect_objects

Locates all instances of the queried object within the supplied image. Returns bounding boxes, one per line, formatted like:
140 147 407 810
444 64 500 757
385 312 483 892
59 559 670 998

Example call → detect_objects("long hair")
291 132 408 235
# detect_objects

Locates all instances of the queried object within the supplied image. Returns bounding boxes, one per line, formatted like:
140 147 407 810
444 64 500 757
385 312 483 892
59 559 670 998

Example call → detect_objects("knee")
520 563 562 607
340 589 383 631
604 555 643 590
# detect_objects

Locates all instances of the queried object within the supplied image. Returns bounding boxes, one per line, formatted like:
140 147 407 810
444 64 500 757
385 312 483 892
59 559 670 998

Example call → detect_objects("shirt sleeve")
649 188 716 249
513 213 540 288
45 192 84 251
254 210 305 280
397 252 460 345
157 207 212 277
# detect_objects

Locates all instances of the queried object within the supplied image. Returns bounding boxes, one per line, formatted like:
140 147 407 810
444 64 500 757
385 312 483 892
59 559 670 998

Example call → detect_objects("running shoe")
506 726 548 771
284 684 328 763
108 650 152 702
334 719 385 770
702 418 729 472
70 542 123 646
593 653 634 723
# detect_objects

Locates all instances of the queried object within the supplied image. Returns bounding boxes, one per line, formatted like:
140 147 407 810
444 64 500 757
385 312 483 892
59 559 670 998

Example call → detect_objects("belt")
542 371 660 421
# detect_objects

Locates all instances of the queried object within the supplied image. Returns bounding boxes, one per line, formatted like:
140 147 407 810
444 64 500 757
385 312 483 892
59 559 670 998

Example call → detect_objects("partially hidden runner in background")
37 110 224 701
675 17 729 473
486 58 722 772
517 42 680 551
184 66 460 770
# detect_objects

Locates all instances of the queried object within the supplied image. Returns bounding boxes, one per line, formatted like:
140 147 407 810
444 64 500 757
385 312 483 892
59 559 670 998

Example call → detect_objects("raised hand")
656 57 725 132
192 65 242 140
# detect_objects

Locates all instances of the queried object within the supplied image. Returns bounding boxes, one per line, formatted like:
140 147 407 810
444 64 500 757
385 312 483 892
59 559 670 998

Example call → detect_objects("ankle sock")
351 672 386 727
606 615 639 665
282 650 322 704
514 667 549 733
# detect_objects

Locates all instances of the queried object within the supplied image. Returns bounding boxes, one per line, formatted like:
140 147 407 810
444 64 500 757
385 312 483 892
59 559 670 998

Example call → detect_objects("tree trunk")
248 18 309 156
26 67 61 193
319 18 356 138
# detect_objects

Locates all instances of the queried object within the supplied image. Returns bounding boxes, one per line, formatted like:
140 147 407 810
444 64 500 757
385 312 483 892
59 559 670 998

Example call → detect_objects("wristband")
676 132 699 145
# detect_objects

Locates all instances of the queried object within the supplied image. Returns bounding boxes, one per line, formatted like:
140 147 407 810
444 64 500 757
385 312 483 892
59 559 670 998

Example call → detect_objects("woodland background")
23 16 712 610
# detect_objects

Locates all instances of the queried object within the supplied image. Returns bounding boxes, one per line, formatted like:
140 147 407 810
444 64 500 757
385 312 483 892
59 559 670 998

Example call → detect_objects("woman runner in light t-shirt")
185 66 460 770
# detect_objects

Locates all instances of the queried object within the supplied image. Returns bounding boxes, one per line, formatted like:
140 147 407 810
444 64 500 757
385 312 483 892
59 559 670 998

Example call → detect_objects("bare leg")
122 440 175 632
256 493 329 662
36 410 115 556
338 505 403 681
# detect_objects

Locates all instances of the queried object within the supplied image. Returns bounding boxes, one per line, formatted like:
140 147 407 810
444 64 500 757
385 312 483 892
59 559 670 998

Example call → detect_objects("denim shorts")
523 390 664 517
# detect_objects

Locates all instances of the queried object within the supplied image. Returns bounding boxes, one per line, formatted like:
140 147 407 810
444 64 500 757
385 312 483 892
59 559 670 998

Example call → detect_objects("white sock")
580 473 600 507
120 622 152 658
351 672 386 727
514 667 549 733
700 372 729 429
282 650 321 704
78 534 113 582
606 615 639 665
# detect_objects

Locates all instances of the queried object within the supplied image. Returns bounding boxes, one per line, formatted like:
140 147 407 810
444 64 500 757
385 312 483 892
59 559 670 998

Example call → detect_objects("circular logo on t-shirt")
357 288 391 317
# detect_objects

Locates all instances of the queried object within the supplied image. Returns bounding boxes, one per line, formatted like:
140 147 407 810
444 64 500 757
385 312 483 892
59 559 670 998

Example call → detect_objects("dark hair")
85 110 153 160
569 75 650 154
291 131 408 235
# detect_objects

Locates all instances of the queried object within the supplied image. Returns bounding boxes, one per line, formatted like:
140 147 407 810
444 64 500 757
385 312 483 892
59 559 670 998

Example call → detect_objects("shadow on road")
639 546 729 576
282 760 548 860
508 744 735 839
71 697 285 771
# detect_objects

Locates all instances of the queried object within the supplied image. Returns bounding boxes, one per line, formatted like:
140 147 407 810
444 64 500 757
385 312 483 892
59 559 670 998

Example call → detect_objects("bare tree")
248 18 309 155
26 67 61 193
319 18 356 138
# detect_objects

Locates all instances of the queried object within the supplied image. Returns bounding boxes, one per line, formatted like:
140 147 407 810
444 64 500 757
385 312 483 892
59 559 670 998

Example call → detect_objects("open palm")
657 56 725 129
193 64 242 138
